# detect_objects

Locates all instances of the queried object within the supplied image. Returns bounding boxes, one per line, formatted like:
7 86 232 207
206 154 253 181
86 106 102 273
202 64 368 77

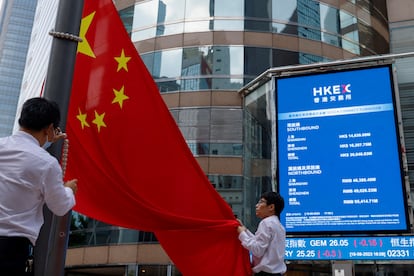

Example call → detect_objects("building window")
119 6 134 36
131 0 158 40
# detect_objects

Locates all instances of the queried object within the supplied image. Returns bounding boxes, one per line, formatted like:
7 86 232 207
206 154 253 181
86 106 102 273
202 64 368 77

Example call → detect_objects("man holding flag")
0 97 77 275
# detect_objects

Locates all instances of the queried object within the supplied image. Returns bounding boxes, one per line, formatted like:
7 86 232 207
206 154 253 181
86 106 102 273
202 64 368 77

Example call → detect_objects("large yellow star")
112 86 129 109
76 108 90 129
78 11 96 58
92 110 106 132
114 49 131 72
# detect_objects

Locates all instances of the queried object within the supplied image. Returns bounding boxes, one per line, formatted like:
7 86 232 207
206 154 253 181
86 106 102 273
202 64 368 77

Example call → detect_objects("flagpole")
35 0 84 275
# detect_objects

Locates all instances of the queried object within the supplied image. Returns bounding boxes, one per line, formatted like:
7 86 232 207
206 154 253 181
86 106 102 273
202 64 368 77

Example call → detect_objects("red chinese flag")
65 0 252 275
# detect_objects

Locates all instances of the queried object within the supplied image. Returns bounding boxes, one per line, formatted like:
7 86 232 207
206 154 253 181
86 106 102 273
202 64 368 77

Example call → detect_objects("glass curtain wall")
243 81 274 228
390 23 414 190
131 0 387 55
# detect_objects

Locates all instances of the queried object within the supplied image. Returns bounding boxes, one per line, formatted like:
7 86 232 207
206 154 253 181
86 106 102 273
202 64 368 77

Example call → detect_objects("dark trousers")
255 272 282 276
0 236 33 276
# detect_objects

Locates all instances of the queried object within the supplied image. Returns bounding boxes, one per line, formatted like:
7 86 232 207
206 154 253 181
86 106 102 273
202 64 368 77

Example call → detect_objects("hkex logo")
313 84 351 96
313 84 352 103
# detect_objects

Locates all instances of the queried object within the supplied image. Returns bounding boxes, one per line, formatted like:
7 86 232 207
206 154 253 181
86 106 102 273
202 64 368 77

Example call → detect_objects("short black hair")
18 97 61 131
261 191 284 218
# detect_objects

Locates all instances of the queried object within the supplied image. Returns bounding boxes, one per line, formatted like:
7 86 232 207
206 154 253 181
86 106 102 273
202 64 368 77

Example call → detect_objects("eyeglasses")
53 127 62 135
257 199 267 205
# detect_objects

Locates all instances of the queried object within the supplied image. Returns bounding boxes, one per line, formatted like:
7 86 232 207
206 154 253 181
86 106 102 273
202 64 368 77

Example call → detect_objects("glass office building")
65 1 398 275
0 0 37 136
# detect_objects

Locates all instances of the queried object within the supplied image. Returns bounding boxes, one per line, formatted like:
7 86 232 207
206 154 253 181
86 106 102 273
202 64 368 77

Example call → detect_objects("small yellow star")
112 86 129 109
78 11 96 58
114 49 131 72
76 108 90 129
92 110 106 132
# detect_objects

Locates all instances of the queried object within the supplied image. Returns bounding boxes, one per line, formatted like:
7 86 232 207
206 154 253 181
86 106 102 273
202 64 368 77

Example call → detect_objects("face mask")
42 137 52 149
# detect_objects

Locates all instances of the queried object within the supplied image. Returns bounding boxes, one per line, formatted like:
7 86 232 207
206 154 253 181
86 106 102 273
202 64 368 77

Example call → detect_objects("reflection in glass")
209 174 243 217
153 49 182 78
181 126 210 141
299 53 325 64
131 28 156 41
244 47 271 76
178 109 210 146
169 78 243 92
342 35 360 55
392 25 414 83
140 53 154 75
211 143 243 156
178 108 210 129
212 46 231 75
156 0 185 36
181 78 212 91
182 47 213 77
245 93 269 160
214 0 243 17
340 10 357 30
340 10 360 54
245 0 271 19
185 0 211 19
119 6 134 36
214 20 244 31
132 1 158 30
128 0 376 57
188 143 209 155
213 46 243 76
181 47 212 90
156 80 181 93
320 4 340 47
245 0 271 31
273 23 298 35
131 0 158 40
245 20 271 32
178 107 242 146
208 175 243 189
272 0 297 34
69 215 157 247
146 46 245 92
184 20 212 33
212 78 244 90
210 108 243 140
272 49 299 67
273 0 297 21
156 22 184 36
357 23 377 56
297 0 321 40
144 44 328 93
188 143 243 156
157 0 185 23
243 81 274 228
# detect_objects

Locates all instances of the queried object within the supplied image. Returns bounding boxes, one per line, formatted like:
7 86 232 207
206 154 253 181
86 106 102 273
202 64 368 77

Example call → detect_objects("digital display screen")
277 65 409 234
286 236 414 260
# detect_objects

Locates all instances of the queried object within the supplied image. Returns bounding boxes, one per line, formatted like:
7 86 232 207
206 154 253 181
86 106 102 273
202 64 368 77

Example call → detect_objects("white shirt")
239 215 287 274
0 131 75 245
